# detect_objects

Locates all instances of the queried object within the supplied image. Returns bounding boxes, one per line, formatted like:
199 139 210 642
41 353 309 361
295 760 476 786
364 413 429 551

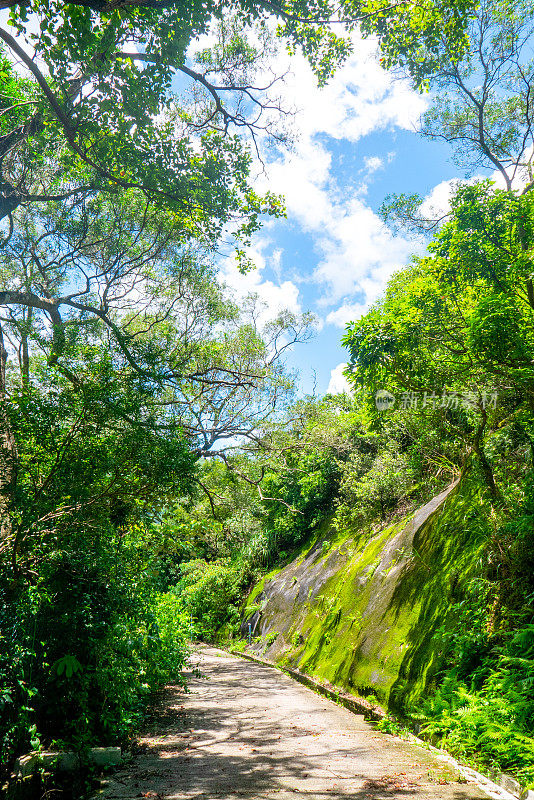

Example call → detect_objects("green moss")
243 563 286 610
241 475 490 714
245 577 266 606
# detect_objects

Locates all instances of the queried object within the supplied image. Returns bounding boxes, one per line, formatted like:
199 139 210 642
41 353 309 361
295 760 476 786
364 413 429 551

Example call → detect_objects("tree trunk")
473 408 500 500
20 306 31 387
0 323 18 553
474 443 500 499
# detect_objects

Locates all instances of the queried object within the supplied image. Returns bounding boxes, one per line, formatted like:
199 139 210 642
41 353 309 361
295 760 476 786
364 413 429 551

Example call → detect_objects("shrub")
173 558 251 641
0 548 190 776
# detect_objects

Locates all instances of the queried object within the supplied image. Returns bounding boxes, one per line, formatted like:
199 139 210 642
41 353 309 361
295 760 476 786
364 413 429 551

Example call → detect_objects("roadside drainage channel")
227 647 532 800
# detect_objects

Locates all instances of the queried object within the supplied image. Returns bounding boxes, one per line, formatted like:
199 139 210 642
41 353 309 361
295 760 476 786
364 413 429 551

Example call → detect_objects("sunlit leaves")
344 182 534 408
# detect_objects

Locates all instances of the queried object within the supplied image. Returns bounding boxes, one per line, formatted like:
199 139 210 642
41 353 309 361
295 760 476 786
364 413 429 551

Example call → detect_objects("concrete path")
98 647 490 800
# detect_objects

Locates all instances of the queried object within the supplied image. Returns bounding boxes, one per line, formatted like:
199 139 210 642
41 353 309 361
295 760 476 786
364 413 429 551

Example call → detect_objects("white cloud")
219 241 301 326
363 155 384 174
326 302 368 328
420 178 459 220
327 363 352 395
282 32 427 144
251 31 428 334
312 200 419 309
194 25 452 375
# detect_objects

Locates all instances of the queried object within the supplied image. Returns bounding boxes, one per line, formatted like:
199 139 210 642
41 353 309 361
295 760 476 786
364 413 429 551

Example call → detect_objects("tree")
0 0 476 226
381 0 534 232
0 189 312 562
0 8 288 230
366 0 534 499
344 182 534 499
0 184 313 771
420 0 534 191
0 349 197 768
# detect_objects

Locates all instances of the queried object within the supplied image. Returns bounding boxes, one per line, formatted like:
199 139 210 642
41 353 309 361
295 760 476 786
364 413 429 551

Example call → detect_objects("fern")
419 622 534 782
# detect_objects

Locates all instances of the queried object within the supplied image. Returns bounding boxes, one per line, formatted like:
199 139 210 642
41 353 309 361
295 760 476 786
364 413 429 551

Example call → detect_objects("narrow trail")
98 647 489 800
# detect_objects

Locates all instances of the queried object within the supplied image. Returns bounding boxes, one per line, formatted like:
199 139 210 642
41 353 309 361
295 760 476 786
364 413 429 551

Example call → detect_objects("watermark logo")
375 389 499 411
375 389 396 411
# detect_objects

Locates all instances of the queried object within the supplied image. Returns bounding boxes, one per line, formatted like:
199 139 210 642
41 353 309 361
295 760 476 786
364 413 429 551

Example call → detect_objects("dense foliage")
340 186 534 781
0 342 194 768
0 0 475 229
163 172 534 788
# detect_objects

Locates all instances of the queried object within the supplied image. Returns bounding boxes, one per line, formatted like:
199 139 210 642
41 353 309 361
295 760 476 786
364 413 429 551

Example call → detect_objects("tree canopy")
0 0 477 227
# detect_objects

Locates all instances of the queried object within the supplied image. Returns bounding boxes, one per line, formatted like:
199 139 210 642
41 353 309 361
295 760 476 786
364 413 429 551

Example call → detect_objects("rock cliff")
241 476 486 713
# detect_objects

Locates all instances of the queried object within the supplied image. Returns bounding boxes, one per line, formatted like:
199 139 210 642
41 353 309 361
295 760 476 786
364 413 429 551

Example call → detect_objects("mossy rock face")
241 477 487 713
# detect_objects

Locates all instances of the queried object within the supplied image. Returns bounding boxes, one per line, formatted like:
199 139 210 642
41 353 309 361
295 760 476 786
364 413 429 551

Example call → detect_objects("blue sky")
214 32 468 397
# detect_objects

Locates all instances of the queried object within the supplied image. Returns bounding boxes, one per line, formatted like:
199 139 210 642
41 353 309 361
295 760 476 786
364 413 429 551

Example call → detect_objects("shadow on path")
97 648 490 800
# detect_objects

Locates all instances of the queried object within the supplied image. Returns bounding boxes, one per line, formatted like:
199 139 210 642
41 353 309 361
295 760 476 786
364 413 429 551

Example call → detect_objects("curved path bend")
98 647 491 800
